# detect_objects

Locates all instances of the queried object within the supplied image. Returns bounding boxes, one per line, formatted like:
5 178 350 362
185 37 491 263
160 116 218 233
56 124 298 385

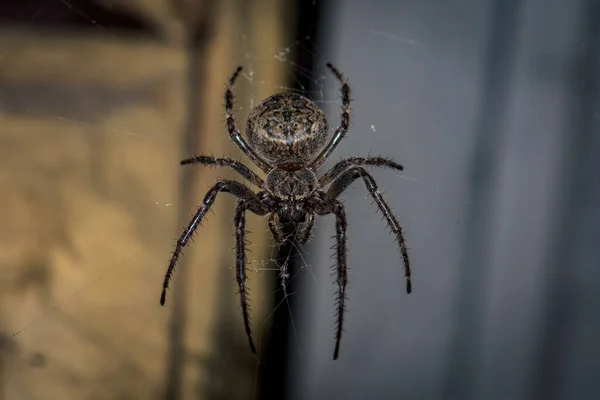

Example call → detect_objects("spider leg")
234 200 257 354
297 210 316 244
332 201 348 360
180 155 264 187
327 166 411 294
310 63 351 171
319 156 403 186
268 212 285 245
160 180 268 306
225 67 271 173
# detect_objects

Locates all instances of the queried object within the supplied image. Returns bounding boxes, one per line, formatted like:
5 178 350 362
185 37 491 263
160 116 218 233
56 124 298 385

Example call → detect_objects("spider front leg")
331 201 348 360
160 180 268 306
234 200 257 354
312 196 348 360
327 166 412 294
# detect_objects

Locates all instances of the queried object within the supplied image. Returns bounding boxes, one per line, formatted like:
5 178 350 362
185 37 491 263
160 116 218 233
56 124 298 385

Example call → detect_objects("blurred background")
0 0 599 399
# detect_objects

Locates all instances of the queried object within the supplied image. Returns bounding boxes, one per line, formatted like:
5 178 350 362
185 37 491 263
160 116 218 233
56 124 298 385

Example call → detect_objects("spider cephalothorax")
160 63 412 360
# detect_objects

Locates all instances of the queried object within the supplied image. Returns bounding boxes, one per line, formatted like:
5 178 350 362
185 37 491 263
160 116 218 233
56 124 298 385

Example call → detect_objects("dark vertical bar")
256 0 327 399
163 3 218 399
443 1 522 399
533 1 600 399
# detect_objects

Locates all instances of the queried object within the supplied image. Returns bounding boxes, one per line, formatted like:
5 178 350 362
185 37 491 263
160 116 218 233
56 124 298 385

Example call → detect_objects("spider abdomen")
245 93 329 166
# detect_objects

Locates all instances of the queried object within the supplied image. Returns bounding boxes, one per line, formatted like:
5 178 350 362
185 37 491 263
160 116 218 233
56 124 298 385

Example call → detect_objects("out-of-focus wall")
0 31 185 400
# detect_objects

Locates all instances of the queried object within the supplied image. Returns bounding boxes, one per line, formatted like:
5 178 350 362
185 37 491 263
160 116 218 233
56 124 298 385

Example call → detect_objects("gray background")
293 0 600 399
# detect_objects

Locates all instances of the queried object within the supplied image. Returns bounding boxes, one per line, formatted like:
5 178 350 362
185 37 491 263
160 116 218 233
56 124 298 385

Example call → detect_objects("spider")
160 63 411 360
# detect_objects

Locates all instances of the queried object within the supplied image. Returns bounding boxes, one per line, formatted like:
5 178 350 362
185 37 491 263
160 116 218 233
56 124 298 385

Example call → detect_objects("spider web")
0 2 434 399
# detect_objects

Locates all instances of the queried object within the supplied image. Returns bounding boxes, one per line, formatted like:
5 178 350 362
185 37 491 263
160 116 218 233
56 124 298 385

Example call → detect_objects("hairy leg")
225 67 271 173
160 180 267 305
319 156 403 186
234 200 256 353
332 201 348 360
328 166 411 294
310 63 351 170
180 155 264 187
